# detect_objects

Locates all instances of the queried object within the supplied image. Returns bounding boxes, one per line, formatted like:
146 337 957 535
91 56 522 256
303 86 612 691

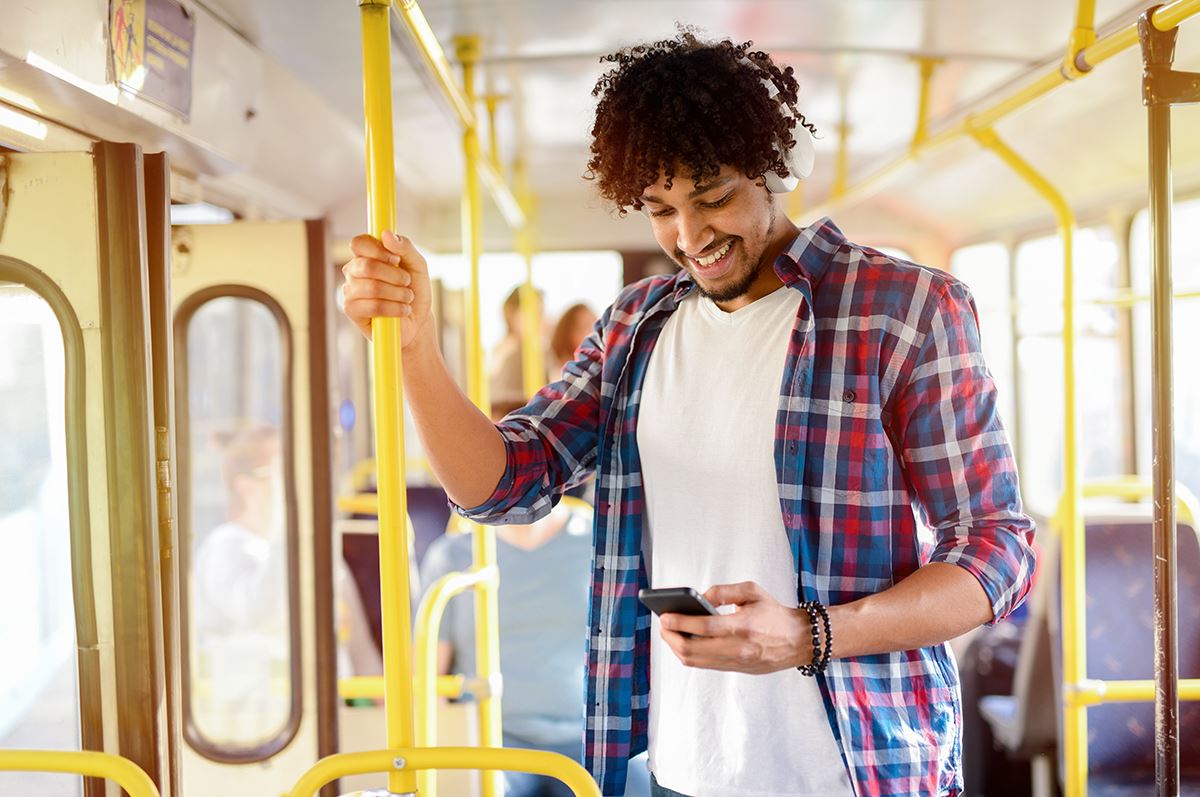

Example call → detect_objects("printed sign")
110 0 195 119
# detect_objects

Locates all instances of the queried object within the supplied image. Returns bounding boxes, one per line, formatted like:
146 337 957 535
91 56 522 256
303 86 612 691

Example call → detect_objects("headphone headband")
747 59 815 193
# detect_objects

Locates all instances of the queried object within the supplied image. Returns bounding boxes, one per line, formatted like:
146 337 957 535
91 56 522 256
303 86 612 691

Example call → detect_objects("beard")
680 240 766 303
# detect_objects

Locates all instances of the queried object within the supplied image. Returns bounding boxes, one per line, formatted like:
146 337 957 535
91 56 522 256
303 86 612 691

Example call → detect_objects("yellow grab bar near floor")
0 750 160 797
414 564 500 796
287 747 600 797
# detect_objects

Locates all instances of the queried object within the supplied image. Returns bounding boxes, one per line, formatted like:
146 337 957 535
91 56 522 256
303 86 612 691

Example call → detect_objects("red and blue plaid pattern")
458 218 1036 797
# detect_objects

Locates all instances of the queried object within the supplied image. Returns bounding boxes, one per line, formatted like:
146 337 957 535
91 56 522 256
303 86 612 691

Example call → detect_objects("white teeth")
694 240 732 267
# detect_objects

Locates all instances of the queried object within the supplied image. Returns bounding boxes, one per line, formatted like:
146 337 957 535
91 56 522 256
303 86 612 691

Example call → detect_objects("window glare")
423 249 623 357
1013 228 1124 515
185 296 293 752
949 242 1016 438
0 285 81 796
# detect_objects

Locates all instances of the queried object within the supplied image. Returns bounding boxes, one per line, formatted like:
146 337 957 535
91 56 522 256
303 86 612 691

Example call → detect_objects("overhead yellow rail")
389 0 525 228
801 0 1200 219
0 750 160 797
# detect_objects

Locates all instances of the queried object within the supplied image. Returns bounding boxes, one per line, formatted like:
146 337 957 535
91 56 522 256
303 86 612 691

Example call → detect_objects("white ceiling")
194 0 1200 248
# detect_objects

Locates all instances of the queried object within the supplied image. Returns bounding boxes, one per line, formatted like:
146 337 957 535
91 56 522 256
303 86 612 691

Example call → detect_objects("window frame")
0 256 102 796
173 285 303 764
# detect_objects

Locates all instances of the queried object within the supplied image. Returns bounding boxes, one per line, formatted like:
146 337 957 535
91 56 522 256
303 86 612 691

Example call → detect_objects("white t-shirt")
637 286 853 797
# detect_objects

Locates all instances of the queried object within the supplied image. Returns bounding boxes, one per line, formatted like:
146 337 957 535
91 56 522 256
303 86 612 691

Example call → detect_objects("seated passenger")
549 303 599 377
489 286 545 410
191 424 290 742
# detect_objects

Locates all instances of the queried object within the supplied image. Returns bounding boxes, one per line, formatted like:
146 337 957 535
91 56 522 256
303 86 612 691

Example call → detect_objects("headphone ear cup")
764 123 815 194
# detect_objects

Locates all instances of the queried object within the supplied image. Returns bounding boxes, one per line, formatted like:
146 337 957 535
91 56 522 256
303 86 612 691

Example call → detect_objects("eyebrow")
641 174 735 205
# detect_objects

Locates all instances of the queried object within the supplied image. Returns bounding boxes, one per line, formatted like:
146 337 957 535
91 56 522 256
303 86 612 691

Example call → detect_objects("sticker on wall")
109 0 195 119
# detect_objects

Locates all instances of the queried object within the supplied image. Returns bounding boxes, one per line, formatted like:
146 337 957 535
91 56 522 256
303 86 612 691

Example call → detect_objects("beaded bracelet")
813 600 833 671
797 600 832 676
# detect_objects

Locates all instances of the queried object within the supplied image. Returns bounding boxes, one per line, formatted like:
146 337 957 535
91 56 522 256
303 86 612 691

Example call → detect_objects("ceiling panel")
192 0 1193 246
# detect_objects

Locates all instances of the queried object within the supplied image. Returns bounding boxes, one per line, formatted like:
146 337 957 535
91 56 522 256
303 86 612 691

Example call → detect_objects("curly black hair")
585 32 817 214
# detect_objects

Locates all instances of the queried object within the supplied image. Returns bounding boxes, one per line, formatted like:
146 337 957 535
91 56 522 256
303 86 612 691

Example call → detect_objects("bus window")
180 294 298 758
949 242 1016 436
1014 228 1125 515
0 283 80 795
1131 197 1200 502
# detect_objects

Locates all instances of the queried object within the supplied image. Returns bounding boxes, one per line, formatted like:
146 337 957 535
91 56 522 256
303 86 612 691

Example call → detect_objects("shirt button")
843 389 856 402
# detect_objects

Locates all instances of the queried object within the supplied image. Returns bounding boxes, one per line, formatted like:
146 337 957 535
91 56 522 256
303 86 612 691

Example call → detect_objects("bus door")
0 143 173 797
168 220 338 797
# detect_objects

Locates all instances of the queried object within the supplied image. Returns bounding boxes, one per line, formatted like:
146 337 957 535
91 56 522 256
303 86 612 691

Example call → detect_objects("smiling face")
640 166 798 311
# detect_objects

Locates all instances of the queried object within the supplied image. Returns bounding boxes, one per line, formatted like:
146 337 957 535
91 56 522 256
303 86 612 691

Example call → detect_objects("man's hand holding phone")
643 581 818 675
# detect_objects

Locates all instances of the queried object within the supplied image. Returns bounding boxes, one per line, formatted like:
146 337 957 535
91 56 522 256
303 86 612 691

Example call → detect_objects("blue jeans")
649 774 690 797
502 734 651 797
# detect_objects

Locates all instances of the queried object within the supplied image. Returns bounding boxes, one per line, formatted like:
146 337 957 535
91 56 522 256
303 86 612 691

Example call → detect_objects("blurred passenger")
192 424 290 742
549 303 599 377
417 403 649 797
489 286 544 412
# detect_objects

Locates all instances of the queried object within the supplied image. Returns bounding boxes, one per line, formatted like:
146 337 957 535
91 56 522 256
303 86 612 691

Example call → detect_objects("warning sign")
110 0 195 119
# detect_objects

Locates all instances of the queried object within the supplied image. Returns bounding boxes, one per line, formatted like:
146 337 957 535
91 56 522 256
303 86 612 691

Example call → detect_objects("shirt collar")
669 216 845 302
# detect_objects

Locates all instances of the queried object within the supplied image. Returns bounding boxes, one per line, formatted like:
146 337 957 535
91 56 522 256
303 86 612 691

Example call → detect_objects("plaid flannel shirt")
458 218 1036 797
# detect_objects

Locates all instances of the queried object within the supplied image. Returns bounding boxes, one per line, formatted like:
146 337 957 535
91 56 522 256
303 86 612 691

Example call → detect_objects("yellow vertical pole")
832 120 851 200
485 95 503 172
359 2 417 795
455 33 505 797
969 126 1086 797
459 38 490 417
515 157 545 397
909 57 942 153
786 179 805 220
1063 0 1098 78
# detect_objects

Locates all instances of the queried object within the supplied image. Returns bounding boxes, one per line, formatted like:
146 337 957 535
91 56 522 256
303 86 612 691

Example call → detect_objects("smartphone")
638 587 719 617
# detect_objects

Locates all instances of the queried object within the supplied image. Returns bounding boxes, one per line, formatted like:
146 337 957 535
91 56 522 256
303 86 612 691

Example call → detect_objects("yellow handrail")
801 0 1200 221
389 0 525 228
359 2 418 793
453 32 506 797
414 564 499 796
1069 678 1200 705
969 126 1087 796
287 747 600 797
0 750 160 797
515 157 546 399
1051 476 1200 530
340 674 479 700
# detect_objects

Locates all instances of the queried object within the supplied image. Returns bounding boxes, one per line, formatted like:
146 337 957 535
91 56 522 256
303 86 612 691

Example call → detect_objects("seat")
1047 508 1200 793
969 537 1057 796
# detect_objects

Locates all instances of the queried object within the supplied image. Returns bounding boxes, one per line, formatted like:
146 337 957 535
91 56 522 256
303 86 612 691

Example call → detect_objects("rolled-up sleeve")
893 280 1036 623
453 311 606 526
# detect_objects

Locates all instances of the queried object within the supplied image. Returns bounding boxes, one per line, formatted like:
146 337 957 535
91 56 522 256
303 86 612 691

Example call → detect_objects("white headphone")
752 63 816 194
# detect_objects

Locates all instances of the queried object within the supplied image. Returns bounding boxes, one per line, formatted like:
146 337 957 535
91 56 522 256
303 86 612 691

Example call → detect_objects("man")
341 33 1035 797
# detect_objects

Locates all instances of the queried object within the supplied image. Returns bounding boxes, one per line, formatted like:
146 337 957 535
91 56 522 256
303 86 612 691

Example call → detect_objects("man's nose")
675 211 714 256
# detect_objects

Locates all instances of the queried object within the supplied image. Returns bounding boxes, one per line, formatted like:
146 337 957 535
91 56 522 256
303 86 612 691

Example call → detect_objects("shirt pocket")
806 388 895 493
